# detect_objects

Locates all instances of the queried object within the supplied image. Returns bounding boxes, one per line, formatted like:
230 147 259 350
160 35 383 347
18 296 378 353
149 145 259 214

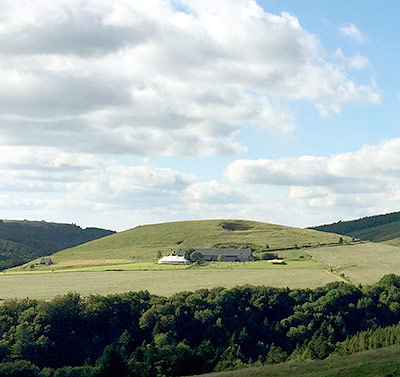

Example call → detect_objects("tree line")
1 275 400 376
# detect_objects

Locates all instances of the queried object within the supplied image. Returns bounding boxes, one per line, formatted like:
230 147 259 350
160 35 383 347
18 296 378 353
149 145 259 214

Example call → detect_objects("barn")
177 248 254 262
158 255 190 265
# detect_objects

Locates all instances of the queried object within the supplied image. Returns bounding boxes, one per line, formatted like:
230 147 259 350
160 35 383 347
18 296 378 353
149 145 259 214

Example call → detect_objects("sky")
1 0 400 231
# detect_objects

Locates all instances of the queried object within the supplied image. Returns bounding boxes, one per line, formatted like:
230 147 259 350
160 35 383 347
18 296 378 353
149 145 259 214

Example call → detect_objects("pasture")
3 241 400 300
10 259 322 273
0 268 338 301
307 242 400 285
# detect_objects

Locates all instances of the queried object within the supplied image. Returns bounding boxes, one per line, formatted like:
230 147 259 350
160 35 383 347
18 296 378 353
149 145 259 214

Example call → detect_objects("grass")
8 260 322 274
42 219 349 268
350 219 400 242
5 241 400 300
383 237 400 247
0 268 339 301
191 344 400 377
307 242 400 285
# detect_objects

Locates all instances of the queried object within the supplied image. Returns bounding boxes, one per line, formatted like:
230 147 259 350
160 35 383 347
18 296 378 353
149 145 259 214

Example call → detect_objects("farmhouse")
40 257 53 265
158 255 190 265
177 248 254 262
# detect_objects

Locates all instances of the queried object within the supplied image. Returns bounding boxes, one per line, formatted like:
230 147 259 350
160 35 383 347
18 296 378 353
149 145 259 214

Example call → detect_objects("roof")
195 248 252 257
158 255 189 263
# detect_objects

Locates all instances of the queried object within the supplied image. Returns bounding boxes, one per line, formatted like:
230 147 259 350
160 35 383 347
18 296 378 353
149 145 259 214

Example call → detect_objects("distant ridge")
311 211 400 245
0 220 115 269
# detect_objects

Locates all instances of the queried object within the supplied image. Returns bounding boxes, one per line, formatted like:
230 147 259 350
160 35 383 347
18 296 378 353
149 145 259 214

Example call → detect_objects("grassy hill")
49 219 349 267
312 211 400 243
0 220 115 269
192 344 400 377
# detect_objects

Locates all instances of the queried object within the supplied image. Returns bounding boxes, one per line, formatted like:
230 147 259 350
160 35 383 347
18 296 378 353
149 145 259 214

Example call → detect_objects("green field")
307 242 400 285
192 344 400 377
9 259 321 274
4 241 400 300
0 268 338 300
4 219 400 301
39 219 349 268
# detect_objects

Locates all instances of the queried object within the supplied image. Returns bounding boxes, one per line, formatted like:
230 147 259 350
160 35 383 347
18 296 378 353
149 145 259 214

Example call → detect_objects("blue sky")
0 0 399 230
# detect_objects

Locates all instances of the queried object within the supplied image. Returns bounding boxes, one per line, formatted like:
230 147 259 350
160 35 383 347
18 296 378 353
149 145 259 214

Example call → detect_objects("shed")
40 257 53 265
158 255 190 265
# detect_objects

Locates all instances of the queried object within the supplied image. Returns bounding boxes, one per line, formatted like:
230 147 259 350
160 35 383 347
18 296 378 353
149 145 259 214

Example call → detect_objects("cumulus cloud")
339 23 366 43
0 146 194 215
185 180 249 205
226 138 400 188
0 146 252 228
334 48 369 70
225 138 400 215
0 0 380 156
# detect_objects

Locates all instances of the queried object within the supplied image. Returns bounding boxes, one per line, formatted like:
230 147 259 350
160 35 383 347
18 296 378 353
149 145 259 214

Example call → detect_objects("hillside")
50 219 348 266
0 220 115 269
192 344 400 377
311 211 400 242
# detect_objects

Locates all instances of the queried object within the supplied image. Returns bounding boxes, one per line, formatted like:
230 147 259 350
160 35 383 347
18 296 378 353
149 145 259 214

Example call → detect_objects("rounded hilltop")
46 219 349 266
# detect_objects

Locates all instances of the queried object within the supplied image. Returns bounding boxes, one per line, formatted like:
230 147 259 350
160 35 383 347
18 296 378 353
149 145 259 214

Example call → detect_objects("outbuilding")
158 255 190 265
40 257 53 265
268 259 285 264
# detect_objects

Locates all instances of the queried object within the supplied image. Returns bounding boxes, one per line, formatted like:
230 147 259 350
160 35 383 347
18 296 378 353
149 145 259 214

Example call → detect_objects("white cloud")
0 0 380 156
339 23 366 43
225 138 400 219
223 135 400 223
0 146 194 215
185 179 249 205
334 49 369 70
348 55 369 70
226 138 400 189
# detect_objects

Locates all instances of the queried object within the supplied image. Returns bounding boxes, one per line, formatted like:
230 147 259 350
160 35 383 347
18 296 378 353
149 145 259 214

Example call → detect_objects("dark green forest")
311 211 400 242
1 275 400 376
0 220 115 270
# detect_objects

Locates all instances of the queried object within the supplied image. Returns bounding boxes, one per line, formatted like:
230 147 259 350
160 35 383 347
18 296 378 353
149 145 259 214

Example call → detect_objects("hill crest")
50 219 349 265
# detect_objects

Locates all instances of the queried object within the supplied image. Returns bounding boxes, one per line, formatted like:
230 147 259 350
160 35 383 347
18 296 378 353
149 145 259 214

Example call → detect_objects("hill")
192 344 400 377
0 220 115 269
311 211 400 243
49 219 348 267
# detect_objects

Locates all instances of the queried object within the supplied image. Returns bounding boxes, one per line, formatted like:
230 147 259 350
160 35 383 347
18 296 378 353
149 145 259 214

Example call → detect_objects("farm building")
40 257 53 265
158 255 190 265
268 259 285 264
177 248 254 262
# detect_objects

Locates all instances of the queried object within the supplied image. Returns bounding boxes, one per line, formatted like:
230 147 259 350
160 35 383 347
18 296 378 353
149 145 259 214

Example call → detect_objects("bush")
261 252 278 260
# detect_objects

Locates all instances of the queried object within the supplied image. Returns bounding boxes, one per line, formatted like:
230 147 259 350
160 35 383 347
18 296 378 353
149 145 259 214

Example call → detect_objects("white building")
158 255 190 265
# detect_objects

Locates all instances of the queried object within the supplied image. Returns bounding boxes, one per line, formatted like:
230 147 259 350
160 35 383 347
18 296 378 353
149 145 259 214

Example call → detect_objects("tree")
94 346 128 377
190 251 204 263
0 360 39 377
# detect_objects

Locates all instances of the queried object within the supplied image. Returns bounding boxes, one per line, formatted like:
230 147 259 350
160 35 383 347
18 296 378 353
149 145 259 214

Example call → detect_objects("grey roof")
195 248 252 257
